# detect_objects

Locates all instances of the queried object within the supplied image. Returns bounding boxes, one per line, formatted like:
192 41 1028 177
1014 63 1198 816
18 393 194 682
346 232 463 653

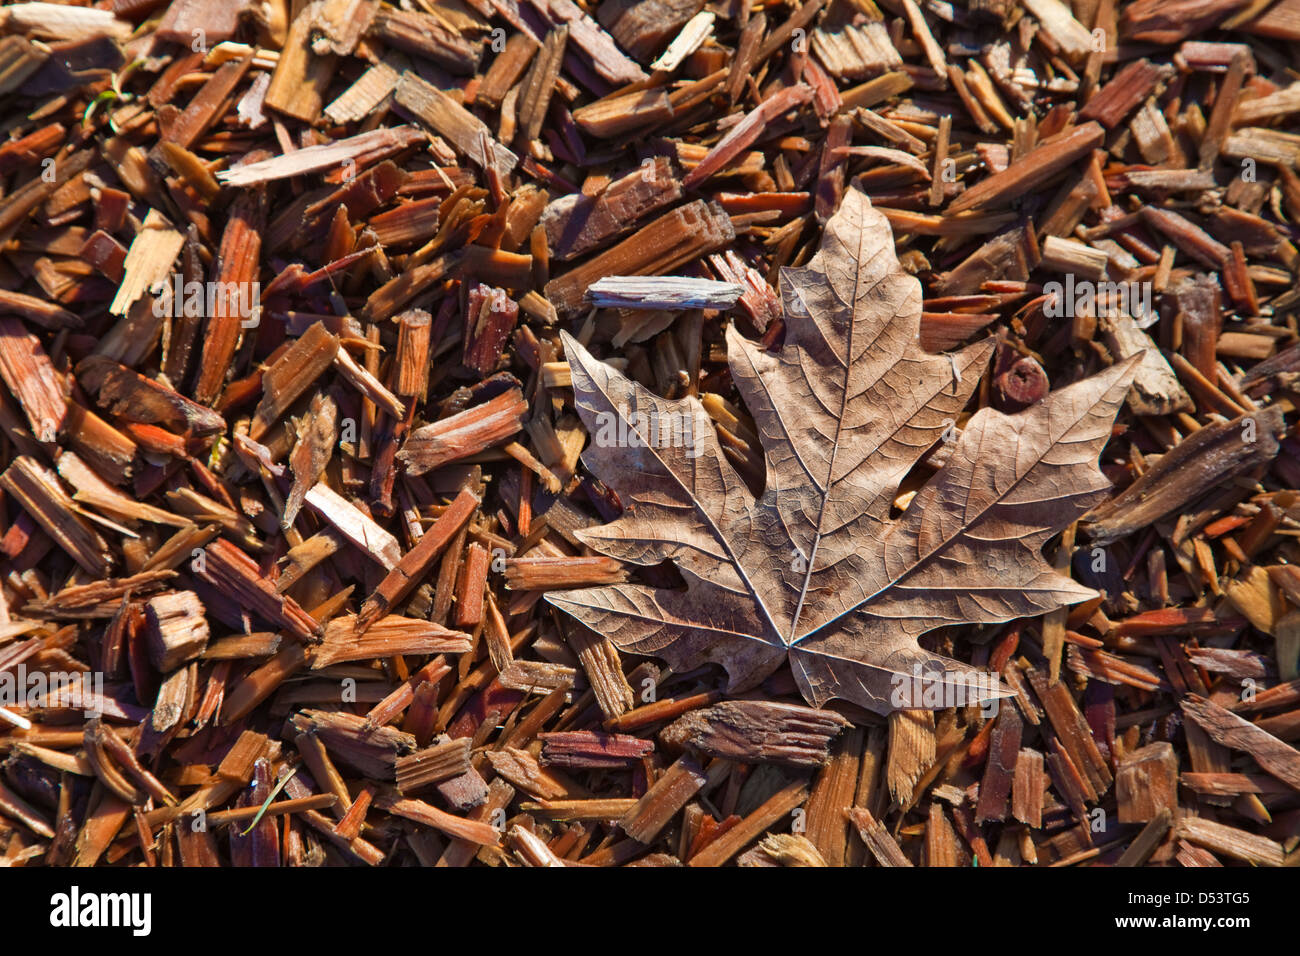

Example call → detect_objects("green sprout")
239 765 299 837
82 58 147 133
81 89 119 130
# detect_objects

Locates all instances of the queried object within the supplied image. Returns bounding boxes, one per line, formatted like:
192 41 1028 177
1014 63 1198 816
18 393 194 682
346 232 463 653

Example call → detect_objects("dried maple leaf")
549 188 1140 715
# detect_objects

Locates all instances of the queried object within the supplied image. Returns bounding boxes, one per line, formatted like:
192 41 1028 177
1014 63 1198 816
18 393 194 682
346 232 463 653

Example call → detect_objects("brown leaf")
548 188 1140 715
